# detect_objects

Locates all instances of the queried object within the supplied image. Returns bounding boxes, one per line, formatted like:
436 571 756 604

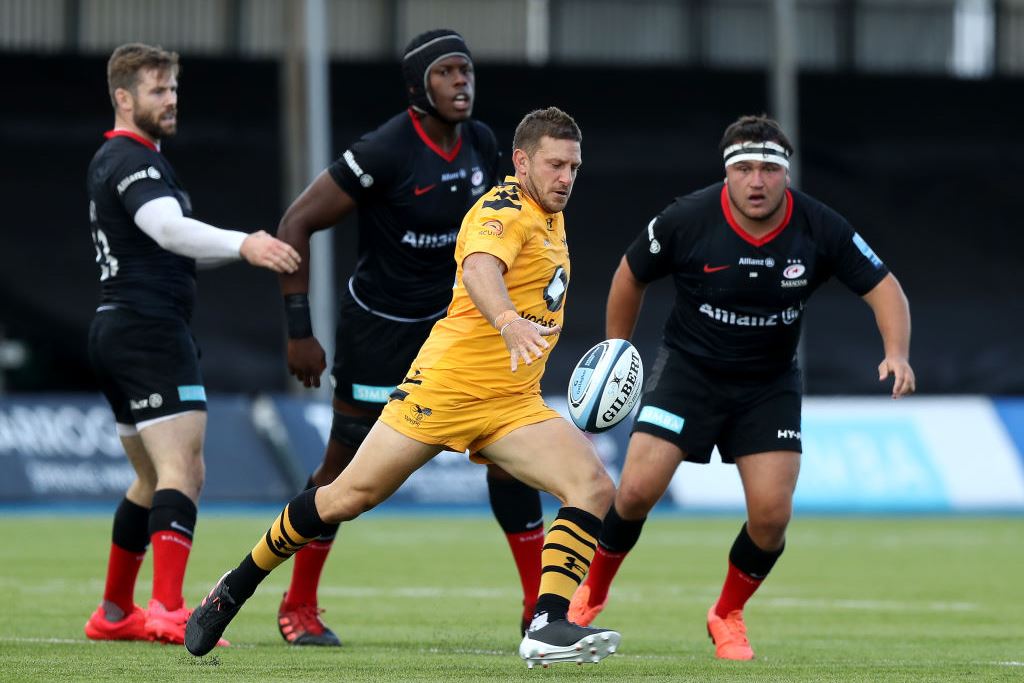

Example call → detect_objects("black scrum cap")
401 29 472 120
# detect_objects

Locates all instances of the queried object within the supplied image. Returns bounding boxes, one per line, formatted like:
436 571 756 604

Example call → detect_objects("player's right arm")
276 170 358 388
462 252 561 373
605 256 647 341
133 196 300 273
608 206 682 340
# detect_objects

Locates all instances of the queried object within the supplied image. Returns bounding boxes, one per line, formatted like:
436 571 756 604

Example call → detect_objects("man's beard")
134 107 175 140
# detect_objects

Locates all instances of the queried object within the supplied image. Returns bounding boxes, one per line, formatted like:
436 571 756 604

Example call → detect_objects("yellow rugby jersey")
409 176 570 399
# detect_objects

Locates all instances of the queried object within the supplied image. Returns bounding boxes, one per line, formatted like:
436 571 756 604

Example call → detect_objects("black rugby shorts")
330 289 440 410
88 308 206 426
631 345 803 463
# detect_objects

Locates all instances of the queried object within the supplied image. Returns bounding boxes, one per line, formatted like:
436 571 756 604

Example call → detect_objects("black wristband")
284 293 313 339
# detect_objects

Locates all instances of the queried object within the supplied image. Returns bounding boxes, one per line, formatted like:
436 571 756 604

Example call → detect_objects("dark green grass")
1 514 1021 681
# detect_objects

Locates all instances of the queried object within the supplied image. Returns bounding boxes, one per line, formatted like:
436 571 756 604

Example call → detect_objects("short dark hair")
719 114 794 157
107 43 179 109
512 107 582 156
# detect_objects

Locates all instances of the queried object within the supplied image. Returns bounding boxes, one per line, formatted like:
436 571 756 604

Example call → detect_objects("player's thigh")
137 411 207 480
480 417 611 509
317 420 441 520
735 450 801 526
120 432 157 481
615 432 686 516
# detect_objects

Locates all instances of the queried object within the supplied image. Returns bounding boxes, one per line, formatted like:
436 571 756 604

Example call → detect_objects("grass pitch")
1 513 1021 681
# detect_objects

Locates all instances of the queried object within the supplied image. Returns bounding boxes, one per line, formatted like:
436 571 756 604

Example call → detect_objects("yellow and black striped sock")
534 506 602 622
225 488 326 603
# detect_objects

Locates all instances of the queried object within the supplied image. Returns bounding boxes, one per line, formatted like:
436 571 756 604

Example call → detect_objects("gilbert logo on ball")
568 339 644 433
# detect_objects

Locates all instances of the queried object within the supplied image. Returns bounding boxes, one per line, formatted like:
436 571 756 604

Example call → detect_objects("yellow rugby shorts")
379 371 561 457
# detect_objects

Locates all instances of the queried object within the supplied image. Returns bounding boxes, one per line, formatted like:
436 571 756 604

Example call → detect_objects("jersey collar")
105 129 160 152
407 108 462 162
719 183 792 247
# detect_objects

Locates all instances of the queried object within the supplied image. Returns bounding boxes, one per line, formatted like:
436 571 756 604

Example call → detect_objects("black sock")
148 489 197 540
729 523 784 580
597 503 646 554
112 497 150 551
303 475 339 540
487 473 543 533
226 487 327 603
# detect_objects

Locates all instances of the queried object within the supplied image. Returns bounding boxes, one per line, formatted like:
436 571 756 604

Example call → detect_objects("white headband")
723 141 791 169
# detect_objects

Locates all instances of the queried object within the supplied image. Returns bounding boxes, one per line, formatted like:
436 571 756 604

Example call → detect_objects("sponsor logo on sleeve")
480 219 504 236
343 149 373 188
852 232 883 268
116 166 162 195
646 217 661 254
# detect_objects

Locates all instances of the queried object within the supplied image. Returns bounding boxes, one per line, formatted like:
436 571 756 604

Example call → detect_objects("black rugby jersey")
87 130 196 320
328 109 500 319
626 183 889 375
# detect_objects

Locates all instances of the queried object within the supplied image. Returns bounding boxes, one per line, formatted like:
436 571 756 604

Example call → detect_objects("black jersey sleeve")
109 146 178 217
624 198 691 283
328 126 402 203
814 202 890 295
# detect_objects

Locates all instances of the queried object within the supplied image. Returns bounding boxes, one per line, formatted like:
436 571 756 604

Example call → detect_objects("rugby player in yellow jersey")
185 107 622 667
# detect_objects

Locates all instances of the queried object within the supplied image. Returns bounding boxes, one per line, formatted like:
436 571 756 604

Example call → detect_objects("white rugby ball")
567 339 644 433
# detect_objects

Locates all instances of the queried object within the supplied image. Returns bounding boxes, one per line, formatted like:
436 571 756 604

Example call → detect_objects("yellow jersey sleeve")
461 181 530 271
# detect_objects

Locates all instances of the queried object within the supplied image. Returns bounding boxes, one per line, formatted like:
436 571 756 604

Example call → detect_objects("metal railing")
0 1 1019 74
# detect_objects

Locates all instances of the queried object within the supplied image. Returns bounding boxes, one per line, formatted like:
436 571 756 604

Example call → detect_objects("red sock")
284 539 334 607
714 560 763 617
504 529 544 615
150 530 191 611
102 544 146 616
583 545 629 606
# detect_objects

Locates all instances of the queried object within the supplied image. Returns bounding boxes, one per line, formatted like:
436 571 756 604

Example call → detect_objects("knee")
746 505 792 548
577 461 615 516
588 467 615 509
316 482 380 524
615 478 659 519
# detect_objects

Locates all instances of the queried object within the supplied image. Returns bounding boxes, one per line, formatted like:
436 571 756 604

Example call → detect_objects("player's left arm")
861 273 916 398
462 252 561 372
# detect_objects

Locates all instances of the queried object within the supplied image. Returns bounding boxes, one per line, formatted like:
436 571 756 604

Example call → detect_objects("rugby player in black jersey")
271 30 544 645
83 43 300 645
569 114 916 660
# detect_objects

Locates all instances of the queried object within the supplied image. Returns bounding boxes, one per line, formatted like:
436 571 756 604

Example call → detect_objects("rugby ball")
567 339 644 433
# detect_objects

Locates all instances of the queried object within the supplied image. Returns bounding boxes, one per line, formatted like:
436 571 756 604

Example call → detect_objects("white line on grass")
1 578 981 613
0 636 257 649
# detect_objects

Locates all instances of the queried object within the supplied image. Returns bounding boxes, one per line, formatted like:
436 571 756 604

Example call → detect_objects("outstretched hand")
501 317 561 372
287 336 327 388
240 231 302 273
879 356 915 398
